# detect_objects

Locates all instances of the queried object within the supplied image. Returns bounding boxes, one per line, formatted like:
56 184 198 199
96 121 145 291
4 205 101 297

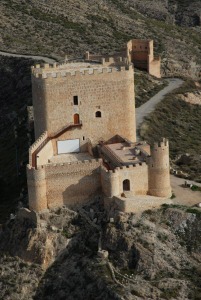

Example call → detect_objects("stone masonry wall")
126 39 161 78
27 159 102 212
45 158 102 208
101 163 149 198
37 140 54 167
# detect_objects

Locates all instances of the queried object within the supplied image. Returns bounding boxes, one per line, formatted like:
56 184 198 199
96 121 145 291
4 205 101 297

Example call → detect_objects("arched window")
123 179 130 191
95 111 101 118
74 114 80 124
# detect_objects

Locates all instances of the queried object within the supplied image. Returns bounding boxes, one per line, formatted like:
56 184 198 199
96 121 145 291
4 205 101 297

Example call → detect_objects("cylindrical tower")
101 167 119 197
148 138 171 198
27 165 47 212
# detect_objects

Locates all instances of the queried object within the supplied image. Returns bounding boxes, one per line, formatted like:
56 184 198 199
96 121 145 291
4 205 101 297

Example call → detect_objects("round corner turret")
148 138 171 198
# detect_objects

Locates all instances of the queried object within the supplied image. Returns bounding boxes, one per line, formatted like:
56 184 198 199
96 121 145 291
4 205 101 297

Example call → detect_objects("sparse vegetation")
135 70 168 107
140 79 201 181
160 287 180 299
0 0 200 79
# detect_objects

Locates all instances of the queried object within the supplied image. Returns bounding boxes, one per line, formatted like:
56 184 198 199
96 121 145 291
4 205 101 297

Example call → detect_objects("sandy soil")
170 175 201 206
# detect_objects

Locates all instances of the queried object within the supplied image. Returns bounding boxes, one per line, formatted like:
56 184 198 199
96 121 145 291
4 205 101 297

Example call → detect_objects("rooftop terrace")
101 141 150 168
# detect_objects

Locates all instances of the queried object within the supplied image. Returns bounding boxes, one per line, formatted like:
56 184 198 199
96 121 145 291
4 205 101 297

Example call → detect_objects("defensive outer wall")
101 139 171 199
27 137 171 212
27 158 102 211
85 39 161 78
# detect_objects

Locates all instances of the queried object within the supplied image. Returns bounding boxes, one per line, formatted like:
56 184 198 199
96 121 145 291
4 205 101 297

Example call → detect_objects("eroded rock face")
128 0 201 27
0 202 201 299
179 91 201 105
0 207 78 268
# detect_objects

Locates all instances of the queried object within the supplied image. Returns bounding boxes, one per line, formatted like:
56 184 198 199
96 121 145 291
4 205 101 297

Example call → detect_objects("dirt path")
0 50 56 63
136 78 184 131
171 175 201 206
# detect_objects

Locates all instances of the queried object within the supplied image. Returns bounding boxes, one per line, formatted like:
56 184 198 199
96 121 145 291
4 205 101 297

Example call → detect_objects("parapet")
27 158 102 179
31 63 133 80
153 138 169 150
29 131 48 166
116 162 147 171
27 165 46 181
43 158 102 175
101 162 147 176
45 158 102 168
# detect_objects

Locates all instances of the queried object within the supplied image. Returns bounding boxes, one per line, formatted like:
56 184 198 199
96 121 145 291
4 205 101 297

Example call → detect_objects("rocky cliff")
0 199 201 299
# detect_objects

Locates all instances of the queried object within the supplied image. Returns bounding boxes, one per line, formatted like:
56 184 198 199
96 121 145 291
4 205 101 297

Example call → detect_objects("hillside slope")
0 0 201 78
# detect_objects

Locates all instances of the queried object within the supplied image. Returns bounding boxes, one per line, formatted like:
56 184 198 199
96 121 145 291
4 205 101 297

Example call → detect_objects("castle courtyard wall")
104 195 172 213
45 159 102 208
101 163 149 198
27 158 102 212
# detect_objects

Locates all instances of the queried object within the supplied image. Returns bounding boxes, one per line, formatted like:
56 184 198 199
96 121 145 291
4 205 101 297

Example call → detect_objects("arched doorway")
123 179 130 191
74 114 80 124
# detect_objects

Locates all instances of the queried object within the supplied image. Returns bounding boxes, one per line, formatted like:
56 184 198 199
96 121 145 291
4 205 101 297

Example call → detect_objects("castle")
27 39 171 213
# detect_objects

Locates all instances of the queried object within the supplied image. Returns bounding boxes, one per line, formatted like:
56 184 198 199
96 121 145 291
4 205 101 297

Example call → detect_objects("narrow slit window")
95 111 101 118
73 96 78 105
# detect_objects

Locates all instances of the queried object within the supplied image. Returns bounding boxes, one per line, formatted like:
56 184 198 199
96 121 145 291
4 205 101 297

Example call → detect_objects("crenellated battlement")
29 131 48 152
116 162 147 171
153 138 169 150
85 51 129 65
101 162 147 176
28 158 102 171
29 131 48 166
32 64 133 79
46 158 102 168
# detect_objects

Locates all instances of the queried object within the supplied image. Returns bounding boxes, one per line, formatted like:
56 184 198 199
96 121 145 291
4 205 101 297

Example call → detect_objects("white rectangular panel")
57 139 80 154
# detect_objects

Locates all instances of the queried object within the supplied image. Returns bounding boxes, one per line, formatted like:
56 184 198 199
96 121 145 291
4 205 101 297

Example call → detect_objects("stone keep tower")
31 62 136 147
148 138 172 198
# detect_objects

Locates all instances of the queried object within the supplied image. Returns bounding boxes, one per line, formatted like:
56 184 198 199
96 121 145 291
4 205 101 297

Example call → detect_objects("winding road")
136 78 184 130
0 50 56 64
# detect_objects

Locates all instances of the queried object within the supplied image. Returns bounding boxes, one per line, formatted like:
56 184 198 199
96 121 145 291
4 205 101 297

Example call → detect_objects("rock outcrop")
0 201 201 299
